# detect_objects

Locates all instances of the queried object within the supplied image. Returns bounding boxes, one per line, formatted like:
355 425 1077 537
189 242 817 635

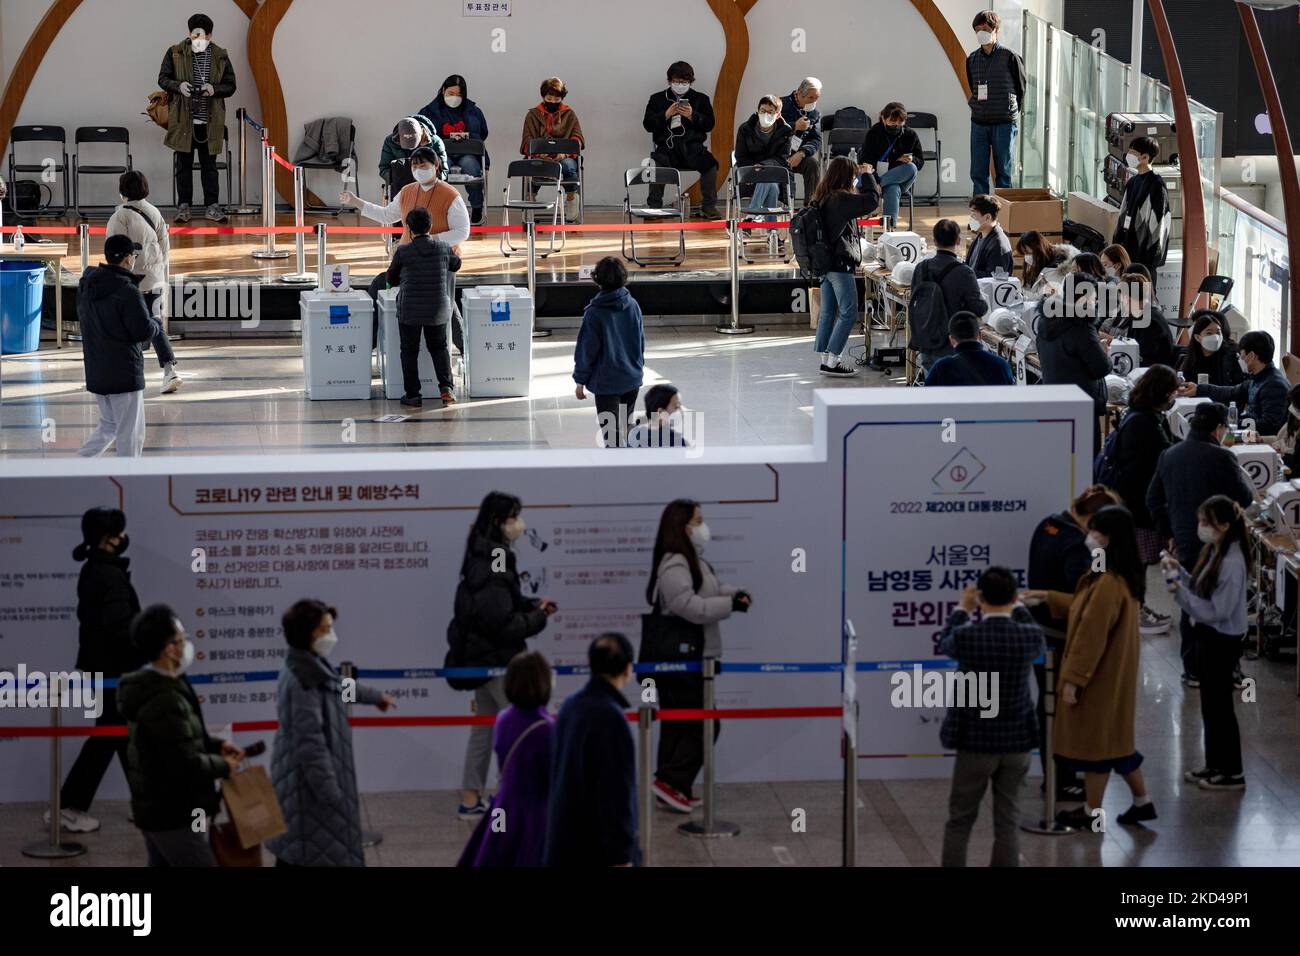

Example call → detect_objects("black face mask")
112 534 130 556
885 125 903 137
543 102 561 113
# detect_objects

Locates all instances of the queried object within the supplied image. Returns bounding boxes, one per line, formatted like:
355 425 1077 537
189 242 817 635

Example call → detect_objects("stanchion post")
79 222 90 273
339 660 383 849
715 215 754 335
281 165 315 283
842 619 858 867
231 109 259 215
527 220 551 339
252 143 289 260
678 658 740 838
22 685 87 859
1021 648 1076 835
638 704 654 867
316 222 328 289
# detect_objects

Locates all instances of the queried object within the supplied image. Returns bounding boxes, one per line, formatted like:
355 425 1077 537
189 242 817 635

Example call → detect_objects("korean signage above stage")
463 1 511 15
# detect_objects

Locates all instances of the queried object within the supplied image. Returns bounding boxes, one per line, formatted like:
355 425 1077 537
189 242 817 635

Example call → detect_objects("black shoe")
1182 674 1200 689
1055 806 1094 830
1117 802 1158 825
1183 767 1216 784
399 395 423 408
1233 671 1247 690
820 362 858 377
1056 783 1086 803
1198 774 1245 791
698 205 722 220
470 207 485 226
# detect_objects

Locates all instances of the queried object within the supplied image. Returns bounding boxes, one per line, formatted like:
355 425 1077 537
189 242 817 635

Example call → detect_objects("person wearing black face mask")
521 77 585 220
45 508 146 835
861 103 925 228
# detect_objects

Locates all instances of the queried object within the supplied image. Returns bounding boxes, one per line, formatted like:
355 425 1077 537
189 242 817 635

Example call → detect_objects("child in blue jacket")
574 257 645 448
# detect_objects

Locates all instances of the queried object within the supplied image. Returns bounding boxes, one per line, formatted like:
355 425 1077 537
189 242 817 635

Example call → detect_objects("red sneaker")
440 389 456 405
653 779 692 813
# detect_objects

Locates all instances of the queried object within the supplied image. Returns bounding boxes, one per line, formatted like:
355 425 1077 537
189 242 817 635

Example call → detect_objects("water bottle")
848 147 858 166
12 225 24 251
1160 551 1179 592
1229 402 1239 428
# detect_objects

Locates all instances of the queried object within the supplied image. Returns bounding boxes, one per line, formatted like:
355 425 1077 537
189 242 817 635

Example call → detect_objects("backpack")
906 258 961 352
1092 412 1136 487
791 203 835 281
444 618 490 691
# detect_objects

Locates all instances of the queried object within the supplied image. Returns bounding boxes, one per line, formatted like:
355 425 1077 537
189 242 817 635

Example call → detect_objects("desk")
1249 524 1300 696
0 243 69 348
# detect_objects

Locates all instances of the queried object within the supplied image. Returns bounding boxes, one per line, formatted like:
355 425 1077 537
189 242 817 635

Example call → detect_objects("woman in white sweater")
106 171 181 394
1162 494 1251 791
646 498 750 812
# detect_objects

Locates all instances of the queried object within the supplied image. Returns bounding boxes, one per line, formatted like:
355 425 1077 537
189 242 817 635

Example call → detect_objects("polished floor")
3 578 1299 867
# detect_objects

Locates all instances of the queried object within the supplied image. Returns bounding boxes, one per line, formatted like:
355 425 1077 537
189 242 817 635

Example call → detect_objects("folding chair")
623 167 687 267
905 112 941 204
823 127 868 165
446 139 489 216
527 137 584 223
297 120 357 215
500 159 565 258
172 124 233 209
729 164 795 264
73 126 132 219
7 125 69 218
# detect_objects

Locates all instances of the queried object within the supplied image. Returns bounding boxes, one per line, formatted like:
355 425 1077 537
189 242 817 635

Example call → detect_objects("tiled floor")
0 327 897 457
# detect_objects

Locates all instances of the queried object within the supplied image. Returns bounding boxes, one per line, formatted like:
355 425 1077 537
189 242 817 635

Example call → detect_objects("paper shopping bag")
221 765 287 849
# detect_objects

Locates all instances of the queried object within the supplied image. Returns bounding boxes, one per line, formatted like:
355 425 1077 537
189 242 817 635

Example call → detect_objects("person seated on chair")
780 78 823 206
628 384 690 449
861 102 924 230
642 61 720 219
734 94 794 223
339 146 469 353
386 207 461 408
521 77 585 222
965 194 1014 278
1016 230 1068 296
420 74 490 225
924 312 1014 387
1100 269 1173 369
380 116 448 194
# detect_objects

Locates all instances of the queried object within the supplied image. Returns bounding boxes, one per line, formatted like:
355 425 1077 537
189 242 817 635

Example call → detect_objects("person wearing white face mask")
779 78 824 205
266 599 395 867
965 194 1014 278
734 94 795 224
159 13 236 223
448 493 556 818
644 499 750 813
118 604 244 866
419 74 491 224
1177 310 1245 389
642 61 721 218
1179 328 1291 438
1111 136 1171 272
966 9 1026 196
628 383 691 448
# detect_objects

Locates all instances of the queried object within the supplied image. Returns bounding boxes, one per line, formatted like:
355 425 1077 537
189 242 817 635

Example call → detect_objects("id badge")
977 83 989 101
1124 215 1132 230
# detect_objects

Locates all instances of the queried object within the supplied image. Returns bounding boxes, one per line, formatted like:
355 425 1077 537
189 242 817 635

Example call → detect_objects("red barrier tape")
272 151 296 172
169 226 311 235
0 225 80 235
323 225 525 236
535 221 725 234
0 705 837 737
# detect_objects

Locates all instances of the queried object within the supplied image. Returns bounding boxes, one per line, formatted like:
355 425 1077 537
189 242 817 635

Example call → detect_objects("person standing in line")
647 499 750 813
1164 496 1251 792
573 256 645 448
1034 272 1111 458
459 650 555 867
939 567 1045 867
118 605 242 867
158 13 235 223
544 633 640 867
266 600 395 866
43 508 142 834
385 207 462 407
966 9 1026 196
1024 505 1158 830
107 171 181 395
448 493 555 819
77 235 161 458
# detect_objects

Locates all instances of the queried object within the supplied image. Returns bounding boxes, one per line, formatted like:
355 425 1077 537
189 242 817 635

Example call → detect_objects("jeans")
60 690 127 813
814 270 858 357
1195 624 1243 776
398 322 453 396
142 291 176 367
969 122 1018 196
143 827 216 867
175 129 220 207
461 677 508 793
595 388 639 447
528 158 579 199
450 153 485 209
942 750 1031 867
878 162 917 227
746 181 780 221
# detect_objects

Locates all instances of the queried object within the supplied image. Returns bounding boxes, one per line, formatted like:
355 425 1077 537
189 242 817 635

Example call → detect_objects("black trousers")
789 153 821 206
367 273 465 354
1195 623 1243 776
647 147 719 208
1179 610 1198 680
60 688 127 813
1033 633 1081 785
175 128 220 207
594 388 639 447
142 291 176 367
655 671 720 798
398 322 454 397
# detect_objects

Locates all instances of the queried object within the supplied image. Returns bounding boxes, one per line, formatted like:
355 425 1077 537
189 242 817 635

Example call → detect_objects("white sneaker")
1139 605 1170 635
42 807 100 832
161 366 183 394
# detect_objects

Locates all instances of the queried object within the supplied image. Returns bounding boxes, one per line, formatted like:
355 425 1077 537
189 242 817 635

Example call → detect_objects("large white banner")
0 388 1090 800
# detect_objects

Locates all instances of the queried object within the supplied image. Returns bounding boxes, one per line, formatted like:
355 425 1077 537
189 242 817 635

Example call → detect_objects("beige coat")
1045 571 1140 762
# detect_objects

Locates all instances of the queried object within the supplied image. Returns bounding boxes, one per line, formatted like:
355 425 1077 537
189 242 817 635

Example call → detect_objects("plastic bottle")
12 225 24 252
848 147 858 166
1161 552 1179 592
1229 402 1239 429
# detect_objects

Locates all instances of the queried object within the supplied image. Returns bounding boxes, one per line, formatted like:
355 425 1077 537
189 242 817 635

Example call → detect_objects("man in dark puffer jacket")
1035 273 1113 457
386 207 462 408
118 604 242 867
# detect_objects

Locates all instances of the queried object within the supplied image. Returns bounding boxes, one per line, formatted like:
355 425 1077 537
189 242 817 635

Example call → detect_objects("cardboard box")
991 188 1063 235
1068 191 1121 241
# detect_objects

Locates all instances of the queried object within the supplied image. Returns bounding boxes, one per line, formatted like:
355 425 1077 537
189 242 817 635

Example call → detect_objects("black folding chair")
7 125 69 218
623 167 686 267
527 137 584 223
728 164 796 264
297 120 357 215
906 112 942 204
446 139 489 217
73 126 132 219
500 159 565 258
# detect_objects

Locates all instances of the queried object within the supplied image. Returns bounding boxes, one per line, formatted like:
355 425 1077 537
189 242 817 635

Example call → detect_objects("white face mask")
1200 333 1223 353
670 82 691 96
1105 266 1118 278
176 638 195 673
1291 405 1300 419
1239 355 1251 374
968 216 982 231
312 628 339 657
504 517 526 541
412 165 436 184
1023 254 1034 266
689 522 711 551
1084 532 1105 554
443 94 463 109
976 30 994 45
190 37 209 53
1196 523 1220 545
758 112 777 128
1125 152 1140 169
666 409 685 430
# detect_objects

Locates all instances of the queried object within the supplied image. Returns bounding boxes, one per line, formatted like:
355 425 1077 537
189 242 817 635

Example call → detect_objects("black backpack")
1092 412 1136 487
791 204 835 281
906 258 961 352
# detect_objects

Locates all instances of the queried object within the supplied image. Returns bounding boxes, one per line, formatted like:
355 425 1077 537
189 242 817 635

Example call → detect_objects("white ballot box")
376 289 438 400
461 286 533 398
1232 444 1282 494
299 290 373 400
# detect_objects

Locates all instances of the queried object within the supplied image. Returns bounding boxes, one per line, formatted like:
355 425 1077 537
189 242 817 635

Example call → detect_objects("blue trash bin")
0 260 46 354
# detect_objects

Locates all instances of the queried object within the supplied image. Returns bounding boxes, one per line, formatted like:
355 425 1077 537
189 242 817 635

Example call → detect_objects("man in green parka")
158 13 236 223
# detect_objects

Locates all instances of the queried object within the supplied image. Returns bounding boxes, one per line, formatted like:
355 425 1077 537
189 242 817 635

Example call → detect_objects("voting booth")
461 286 533 398
376 289 438 400
299 290 373 400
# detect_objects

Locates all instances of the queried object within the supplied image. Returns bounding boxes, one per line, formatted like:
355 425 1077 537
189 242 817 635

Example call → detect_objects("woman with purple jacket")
458 651 554 867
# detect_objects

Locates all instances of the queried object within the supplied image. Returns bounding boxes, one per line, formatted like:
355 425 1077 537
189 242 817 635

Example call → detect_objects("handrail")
1219 185 1288 238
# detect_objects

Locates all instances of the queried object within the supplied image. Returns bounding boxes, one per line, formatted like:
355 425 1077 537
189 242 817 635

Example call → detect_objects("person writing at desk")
1176 329 1289 438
